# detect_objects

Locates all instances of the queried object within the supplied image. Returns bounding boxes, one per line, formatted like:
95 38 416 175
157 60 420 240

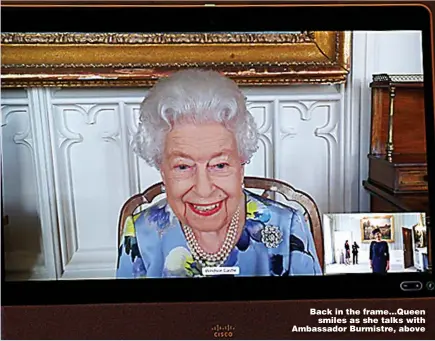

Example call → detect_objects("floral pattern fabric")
117 190 322 278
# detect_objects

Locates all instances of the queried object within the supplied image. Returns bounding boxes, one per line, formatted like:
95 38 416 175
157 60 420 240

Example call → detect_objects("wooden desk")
363 180 429 213
368 153 428 194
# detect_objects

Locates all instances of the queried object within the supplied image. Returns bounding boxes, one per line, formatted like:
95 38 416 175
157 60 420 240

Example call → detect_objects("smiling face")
375 232 382 241
160 121 244 233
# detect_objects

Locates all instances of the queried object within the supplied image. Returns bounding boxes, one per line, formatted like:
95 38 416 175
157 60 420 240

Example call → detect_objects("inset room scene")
323 212 429 274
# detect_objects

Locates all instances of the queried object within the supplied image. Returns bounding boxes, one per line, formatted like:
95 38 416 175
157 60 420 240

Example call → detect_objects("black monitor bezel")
1 4 434 306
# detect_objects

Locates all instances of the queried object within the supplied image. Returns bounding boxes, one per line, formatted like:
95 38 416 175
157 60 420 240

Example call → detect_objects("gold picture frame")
1 30 352 88
360 215 395 243
413 213 427 249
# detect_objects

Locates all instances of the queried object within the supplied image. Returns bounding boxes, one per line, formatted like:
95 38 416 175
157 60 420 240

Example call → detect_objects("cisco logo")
211 324 235 338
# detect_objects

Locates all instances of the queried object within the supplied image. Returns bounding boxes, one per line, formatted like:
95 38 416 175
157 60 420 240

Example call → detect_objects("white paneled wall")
1 31 424 280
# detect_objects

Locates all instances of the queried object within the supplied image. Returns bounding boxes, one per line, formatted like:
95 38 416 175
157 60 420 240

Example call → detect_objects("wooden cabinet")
363 73 428 212
362 73 431 271
369 74 426 158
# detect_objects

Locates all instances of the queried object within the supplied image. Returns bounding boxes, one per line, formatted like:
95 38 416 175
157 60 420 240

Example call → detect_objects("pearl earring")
161 184 166 193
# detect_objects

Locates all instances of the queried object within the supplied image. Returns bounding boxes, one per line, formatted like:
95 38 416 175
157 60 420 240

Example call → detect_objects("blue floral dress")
117 190 322 278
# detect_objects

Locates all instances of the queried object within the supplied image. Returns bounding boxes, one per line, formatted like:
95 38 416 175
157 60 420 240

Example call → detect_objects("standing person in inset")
344 240 351 265
352 241 360 265
369 228 390 274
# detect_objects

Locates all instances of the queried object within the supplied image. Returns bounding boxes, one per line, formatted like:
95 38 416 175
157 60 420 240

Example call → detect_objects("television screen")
0 5 433 306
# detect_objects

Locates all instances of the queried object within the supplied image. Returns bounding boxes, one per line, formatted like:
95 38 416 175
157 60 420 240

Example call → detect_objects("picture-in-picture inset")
323 212 428 275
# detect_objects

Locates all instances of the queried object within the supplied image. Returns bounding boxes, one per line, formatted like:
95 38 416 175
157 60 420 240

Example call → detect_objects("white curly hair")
133 69 259 170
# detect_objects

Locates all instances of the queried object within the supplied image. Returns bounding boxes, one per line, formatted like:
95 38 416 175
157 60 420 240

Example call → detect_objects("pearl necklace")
183 206 240 268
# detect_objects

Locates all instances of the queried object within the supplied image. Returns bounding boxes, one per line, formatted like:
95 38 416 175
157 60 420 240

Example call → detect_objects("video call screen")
1 29 431 281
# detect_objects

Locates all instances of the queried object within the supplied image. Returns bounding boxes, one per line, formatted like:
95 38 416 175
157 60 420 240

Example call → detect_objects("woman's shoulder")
245 190 300 216
126 197 178 236
245 190 306 232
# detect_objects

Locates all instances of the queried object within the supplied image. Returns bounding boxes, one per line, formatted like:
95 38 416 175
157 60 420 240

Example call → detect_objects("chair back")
118 176 324 269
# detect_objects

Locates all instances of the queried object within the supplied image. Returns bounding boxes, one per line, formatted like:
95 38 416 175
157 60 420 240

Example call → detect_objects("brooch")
261 225 283 248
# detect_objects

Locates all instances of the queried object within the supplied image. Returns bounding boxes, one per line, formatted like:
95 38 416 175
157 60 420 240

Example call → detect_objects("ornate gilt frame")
1 30 351 88
360 215 395 243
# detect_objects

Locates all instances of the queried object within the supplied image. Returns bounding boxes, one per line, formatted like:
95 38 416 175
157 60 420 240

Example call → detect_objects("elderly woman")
117 69 322 278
